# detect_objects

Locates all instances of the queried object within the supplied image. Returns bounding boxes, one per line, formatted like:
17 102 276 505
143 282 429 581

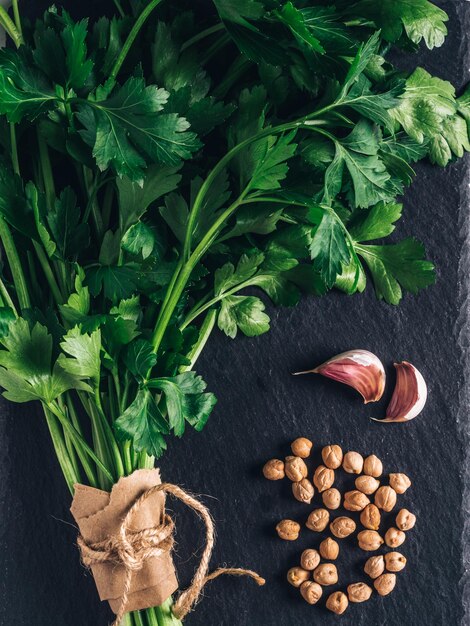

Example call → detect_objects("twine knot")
77 483 264 625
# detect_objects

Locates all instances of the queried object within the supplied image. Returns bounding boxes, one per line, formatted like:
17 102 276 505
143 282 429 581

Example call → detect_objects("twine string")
77 482 265 625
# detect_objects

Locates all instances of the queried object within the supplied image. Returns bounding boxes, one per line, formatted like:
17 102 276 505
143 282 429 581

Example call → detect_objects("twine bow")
77 483 265 625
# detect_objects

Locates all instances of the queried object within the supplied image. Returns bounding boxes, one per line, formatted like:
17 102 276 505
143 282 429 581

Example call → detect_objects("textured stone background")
0 1 468 625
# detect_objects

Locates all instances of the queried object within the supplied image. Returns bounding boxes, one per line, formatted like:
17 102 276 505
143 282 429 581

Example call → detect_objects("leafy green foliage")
0 48 57 123
356 239 435 304
47 188 90 260
148 371 217 436
115 389 169 456
0 1 464 477
58 326 101 386
0 319 90 403
310 210 350 288
348 0 448 49
218 295 270 338
389 67 467 165
323 121 398 208
77 77 201 181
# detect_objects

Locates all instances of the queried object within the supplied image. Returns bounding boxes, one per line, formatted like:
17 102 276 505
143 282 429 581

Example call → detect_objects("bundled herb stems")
0 1 468 624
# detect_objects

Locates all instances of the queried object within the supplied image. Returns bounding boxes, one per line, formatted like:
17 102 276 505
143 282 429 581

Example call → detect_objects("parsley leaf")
356 238 435 304
247 131 298 191
390 68 456 143
218 295 270 338
57 326 101 387
115 388 169 457
148 371 217 436
0 47 57 123
323 121 397 208
348 201 403 242
77 77 201 181
0 319 90 403
123 339 157 381
47 187 90 260
349 0 448 49
276 2 325 54
117 164 182 232
310 209 350 288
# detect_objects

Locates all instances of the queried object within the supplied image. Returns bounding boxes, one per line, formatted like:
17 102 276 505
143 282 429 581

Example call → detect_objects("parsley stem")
37 129 56 209
94 388 125 478
0 217 31 310
0 7 22 47
78 392 115 489
181 277 257 330
0 277 18 316
11 0 22 40
181 23 224 51
33 241 64 305
66 394 99 487
10 124 19 175
48 401 115 485
179 309 217 373
83 167 105 240
1 123 31 311
154 598 182 626
110 0 165 82
113 0 125 18
43 406 77 495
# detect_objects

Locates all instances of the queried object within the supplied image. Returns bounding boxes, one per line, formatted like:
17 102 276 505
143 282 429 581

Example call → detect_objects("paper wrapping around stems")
70 469 178 614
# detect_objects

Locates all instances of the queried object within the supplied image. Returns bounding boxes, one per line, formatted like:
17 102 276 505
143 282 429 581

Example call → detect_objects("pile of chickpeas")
263 438 416 615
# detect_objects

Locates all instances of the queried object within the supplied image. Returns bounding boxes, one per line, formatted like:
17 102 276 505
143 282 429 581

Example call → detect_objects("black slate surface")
0 2 469 625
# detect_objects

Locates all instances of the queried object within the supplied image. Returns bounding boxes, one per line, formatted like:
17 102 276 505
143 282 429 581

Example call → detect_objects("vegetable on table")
0 0 465 623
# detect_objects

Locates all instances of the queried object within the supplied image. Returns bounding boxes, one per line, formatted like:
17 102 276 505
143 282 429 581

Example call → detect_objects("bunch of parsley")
0 1 468 624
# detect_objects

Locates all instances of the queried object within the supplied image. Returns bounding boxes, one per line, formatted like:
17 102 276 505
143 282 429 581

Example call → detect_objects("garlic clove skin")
294 350 385 404
374 361 427 423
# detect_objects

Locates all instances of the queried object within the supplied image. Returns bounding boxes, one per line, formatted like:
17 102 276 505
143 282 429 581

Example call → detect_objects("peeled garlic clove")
294 350 385 404
374 361 427 423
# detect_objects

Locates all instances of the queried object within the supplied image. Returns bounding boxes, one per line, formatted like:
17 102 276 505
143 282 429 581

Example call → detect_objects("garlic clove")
293 350 385 404
374 361 427 423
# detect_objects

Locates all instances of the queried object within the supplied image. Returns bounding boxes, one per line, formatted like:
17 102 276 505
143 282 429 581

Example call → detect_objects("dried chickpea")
291 437 313 459
263 459 285 480
287 566 310 588
355 475 380 495
385 527 406 548
292 478 314 504
326 591 348 615
313 563 338 586
306 509 330 532
363 454 383 478
385 552 407 572
322 488 341 510
300 549 320 571
360 504 381 530
344 490 370 512
322 444 343 469
330 516 356 539
285 456 308 482
320 537 339 560
343 451 364 474
357 530 384 551
374 573 396 596
389 473 411 494
313 465 335 492
276 519 300 541
375 486 397 512
396 508 417 531
347 582 373 603
300 581 323 605
364 555 385 579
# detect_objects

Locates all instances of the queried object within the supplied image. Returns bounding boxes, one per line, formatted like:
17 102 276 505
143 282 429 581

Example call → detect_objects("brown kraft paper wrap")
70 469 178 614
